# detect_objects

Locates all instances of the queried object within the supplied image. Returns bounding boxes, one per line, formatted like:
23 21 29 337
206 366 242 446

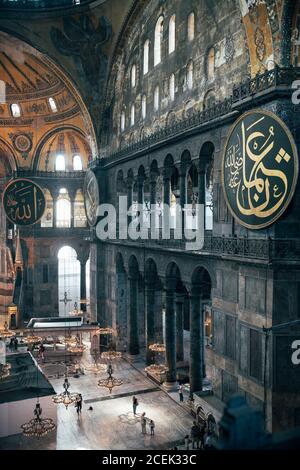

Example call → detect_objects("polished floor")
0 357 194 450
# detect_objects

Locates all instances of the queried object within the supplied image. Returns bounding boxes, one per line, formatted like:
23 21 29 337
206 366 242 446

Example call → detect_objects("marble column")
51 191 58 228
179 168 187 238
127 179 133 230
190 293 204 393
129 275 139 355
175 295 184 363
163 173 170 235
149 175 157 233
197 164 206 229
137 175 144 233
165 289 177 385
70 196 75 228
80 260 87 312
145 284 156 365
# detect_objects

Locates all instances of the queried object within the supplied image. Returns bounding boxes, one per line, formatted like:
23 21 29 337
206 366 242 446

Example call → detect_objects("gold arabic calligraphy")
4 180 44 225
225 116 290 219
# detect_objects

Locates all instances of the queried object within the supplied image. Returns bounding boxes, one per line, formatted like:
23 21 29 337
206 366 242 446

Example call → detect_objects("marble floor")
0 357 195 450
52 359 194 450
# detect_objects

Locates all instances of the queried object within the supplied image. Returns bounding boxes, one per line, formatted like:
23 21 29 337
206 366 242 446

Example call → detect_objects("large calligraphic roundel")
83 170 100 226
2 178 46 226
222 110 298 230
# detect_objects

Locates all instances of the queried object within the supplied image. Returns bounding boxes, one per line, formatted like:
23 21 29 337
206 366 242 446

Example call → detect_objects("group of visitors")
185 421 213 450
9 336 18 351
132 396 155 437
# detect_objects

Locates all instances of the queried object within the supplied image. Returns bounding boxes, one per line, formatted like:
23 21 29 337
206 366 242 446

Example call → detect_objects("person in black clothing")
13 337 18 351
199 424 206 449
75 394 83 415
190 421 199 449
132 396 138 415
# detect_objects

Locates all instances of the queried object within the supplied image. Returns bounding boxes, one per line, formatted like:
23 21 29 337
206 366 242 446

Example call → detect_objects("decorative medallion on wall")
2 178 46 226
222 110 298 229
83 170 100 226
9 133 33 161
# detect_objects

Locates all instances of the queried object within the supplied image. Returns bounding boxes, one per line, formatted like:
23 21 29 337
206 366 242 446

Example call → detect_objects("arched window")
188 12 195 41
130 104 135 126
120 111 125 132
11 103 21 118
143 40 150 75
73 155 83 171
55 154 66 171
131 64 136 88
207 47 215 80
187 60 193 90
154 85 160 111
58 246 80 316
49 97 58 113
56 197 71 228
142 94 147 119
154 16 163 66
169 15 176 54
169 74 175 101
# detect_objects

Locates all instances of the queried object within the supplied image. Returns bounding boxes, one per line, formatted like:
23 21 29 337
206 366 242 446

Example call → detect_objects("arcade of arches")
0 0 300 451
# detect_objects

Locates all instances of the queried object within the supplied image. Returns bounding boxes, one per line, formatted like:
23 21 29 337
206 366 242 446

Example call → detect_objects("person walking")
149 419 155 436
132 396 139 415
199 424 206 449
178 384 184 402
185 434 190 450
190 421 199 449
141 412 147 435
75 394 83 415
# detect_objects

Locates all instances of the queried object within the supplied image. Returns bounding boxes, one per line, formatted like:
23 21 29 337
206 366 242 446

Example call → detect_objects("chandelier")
52 377 79 409
98 367 123 394
0 362 11 380
149 343 166 353
25 334 43 344
96 327 115 335
21 402 56 438
145 364 168 375
0 323 15 339
84 349 106 374
67 343 86 353
101 351 122 361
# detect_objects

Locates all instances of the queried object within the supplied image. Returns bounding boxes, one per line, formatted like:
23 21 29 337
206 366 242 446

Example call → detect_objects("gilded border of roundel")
221 109 299 230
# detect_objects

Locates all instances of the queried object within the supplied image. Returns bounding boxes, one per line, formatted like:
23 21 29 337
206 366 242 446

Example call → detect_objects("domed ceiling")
0 31 96 170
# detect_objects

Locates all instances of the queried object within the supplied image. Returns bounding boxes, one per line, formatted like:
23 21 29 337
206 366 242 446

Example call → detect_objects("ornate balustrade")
13 170 86 179
107 228 300 261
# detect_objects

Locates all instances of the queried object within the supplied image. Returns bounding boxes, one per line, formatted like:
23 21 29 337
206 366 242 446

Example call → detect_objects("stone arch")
33 126 89 171
0 138 17 173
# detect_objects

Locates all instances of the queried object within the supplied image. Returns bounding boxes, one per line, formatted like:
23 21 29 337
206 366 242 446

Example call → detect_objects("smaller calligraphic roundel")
14 134 32 153
222 110 298 229
83 170 100 226
2 178 46 226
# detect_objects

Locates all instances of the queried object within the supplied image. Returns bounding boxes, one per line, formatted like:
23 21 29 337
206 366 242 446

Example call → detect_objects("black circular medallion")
3 178 46 226
222 110 298 229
